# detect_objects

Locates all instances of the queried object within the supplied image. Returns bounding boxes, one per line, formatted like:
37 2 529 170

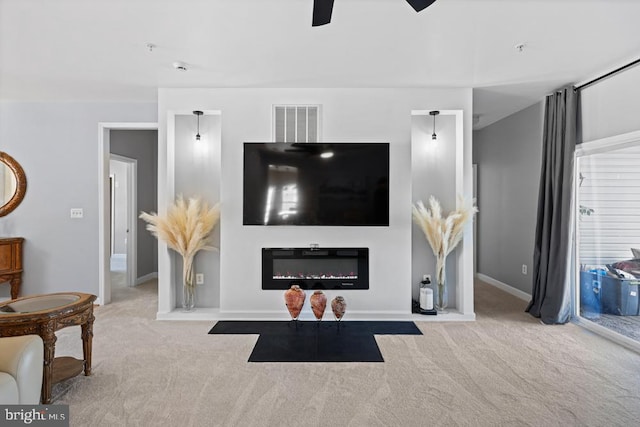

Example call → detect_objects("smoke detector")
515 43 526 53
172 61 188 72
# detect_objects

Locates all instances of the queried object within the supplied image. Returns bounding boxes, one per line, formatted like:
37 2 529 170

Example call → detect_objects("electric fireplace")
262 248 369 290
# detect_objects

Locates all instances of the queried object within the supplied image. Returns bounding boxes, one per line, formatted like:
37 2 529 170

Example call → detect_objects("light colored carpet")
53 280 640 427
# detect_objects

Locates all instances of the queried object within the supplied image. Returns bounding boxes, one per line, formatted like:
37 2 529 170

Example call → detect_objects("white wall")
158 88 473 317
173 113 221 308
0 102 157 298
581 64 640 143
411 114 457 302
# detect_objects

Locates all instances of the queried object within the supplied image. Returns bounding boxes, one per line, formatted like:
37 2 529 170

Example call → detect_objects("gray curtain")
526 86 577 324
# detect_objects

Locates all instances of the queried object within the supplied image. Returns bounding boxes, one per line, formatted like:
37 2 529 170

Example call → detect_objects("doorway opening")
98 123 158 305
109 154 137 290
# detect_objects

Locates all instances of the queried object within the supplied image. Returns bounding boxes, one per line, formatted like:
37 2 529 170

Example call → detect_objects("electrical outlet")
70 208 83 219
522 264 527 275
196 273 204 285
423 274 431 282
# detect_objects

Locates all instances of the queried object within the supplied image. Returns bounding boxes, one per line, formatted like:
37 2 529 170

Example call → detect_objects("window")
575 134 640 345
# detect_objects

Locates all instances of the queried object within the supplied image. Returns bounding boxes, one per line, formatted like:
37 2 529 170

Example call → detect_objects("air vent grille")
273 105 320 143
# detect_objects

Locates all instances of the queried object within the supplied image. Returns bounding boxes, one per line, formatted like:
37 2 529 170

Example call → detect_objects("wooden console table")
0 292 96 403
0 237 24 300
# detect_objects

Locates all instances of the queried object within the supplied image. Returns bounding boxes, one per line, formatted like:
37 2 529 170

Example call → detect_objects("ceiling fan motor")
312 0 437 27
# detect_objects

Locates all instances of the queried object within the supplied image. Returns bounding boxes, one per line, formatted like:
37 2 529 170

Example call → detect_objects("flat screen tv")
243 142 389 226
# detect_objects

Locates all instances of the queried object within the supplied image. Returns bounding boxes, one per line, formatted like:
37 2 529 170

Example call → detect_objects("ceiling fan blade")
405 0 437 13
312 0 334 26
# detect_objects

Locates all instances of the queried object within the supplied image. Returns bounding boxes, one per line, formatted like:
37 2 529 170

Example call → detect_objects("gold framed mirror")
0 152 27 217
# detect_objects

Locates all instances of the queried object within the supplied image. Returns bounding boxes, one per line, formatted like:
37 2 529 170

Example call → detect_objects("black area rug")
208 321 422 362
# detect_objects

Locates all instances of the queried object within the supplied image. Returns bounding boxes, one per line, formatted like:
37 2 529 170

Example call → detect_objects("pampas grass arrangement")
140 196 220 311
412 195 477 310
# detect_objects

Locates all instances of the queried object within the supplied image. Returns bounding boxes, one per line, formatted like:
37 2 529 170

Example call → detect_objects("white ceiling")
1 0 639 129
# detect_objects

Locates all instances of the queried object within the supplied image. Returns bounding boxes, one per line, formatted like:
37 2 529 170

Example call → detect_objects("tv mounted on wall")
243 142 389 226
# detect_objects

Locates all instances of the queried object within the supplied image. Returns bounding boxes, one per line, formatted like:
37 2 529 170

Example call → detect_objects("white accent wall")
158 88 474 319
411 113 458 303
172 113 222 308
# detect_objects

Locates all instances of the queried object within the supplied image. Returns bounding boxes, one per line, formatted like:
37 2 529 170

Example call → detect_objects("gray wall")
470 62 640 296
473 102 543 294
0 102 157 298
110 130 158 278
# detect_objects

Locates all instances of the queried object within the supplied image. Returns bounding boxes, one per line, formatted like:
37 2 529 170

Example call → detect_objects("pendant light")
193 110 203 141
429 110 439 140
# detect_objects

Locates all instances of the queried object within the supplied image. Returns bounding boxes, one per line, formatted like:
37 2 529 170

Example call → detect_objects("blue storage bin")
580 271 602 315
580 271 639 316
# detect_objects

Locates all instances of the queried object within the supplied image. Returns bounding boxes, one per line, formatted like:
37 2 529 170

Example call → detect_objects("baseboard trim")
156 309 476 322
476 273 531 302
573 317 640 354
136 272 158 285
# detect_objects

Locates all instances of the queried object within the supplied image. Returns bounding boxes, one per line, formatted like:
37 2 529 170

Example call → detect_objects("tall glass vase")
435 256 448 313
182 256 196 312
